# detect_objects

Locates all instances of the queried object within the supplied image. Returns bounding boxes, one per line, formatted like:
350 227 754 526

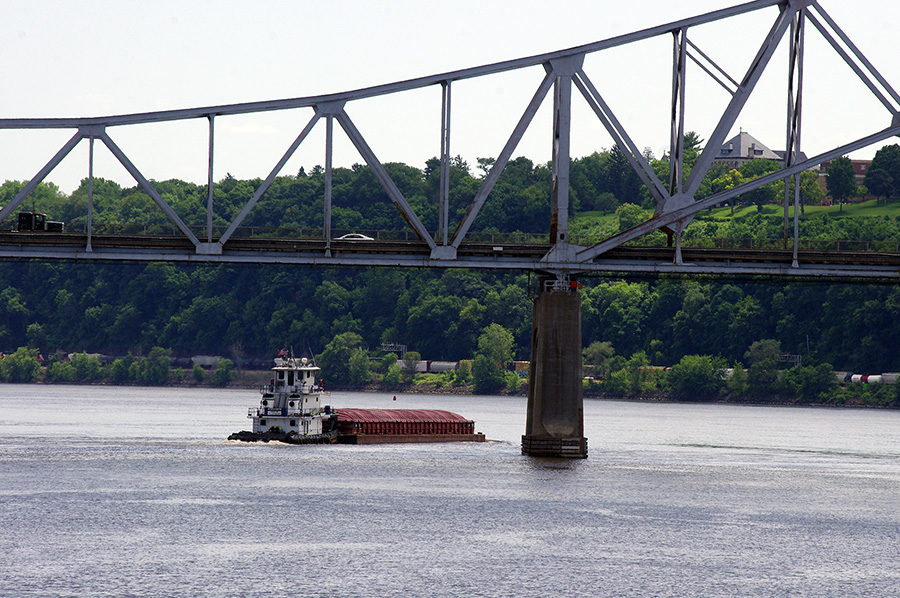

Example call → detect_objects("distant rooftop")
714 131 808 166
717 131 781 161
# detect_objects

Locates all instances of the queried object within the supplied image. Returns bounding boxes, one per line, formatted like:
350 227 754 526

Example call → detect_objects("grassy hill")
573 199 900 227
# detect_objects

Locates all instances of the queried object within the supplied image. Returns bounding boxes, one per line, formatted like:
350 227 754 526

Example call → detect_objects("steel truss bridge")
3 0 900 281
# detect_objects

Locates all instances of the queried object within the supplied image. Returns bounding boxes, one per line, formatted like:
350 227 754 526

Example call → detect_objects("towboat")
229 352 485 445
236 354 338 443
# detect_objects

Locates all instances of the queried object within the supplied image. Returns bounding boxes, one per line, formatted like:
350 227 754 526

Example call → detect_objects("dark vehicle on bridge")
17 211 64 232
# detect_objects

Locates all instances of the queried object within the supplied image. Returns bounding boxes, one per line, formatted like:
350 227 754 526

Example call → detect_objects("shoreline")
8 370 899 410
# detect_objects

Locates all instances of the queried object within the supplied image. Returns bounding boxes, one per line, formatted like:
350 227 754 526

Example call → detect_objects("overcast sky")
2 0 898 193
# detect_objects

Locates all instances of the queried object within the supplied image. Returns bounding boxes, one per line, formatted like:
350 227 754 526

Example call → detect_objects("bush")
213 358 235 386
348 348 371 385
47 360 75 382
70 352 102 382
506 371 521 392
110 356 135 383
779 363 834 403
382 363 402 386
666 354 726 399
453 361 472 386
473 353 505 393
192 364 205 383
728 363 749 396
401 351 421 383
139 347 171 385
0 347 42 382
379 352 398 373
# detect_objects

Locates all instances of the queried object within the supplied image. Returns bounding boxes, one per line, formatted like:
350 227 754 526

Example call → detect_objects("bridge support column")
522 280 587 458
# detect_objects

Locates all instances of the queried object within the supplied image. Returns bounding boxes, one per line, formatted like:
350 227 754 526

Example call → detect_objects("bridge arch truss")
2 0 900 280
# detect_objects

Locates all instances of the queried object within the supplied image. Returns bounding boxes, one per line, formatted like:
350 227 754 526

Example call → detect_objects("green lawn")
571 199 900 230
700 199 900 220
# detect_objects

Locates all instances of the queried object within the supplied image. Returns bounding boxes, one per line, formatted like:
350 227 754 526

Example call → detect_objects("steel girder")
1 0 899 278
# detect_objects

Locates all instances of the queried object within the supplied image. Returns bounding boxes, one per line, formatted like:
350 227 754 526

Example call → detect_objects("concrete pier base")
522 284 588 458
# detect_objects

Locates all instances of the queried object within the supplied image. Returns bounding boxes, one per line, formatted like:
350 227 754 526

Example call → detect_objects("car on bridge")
336 233 374 241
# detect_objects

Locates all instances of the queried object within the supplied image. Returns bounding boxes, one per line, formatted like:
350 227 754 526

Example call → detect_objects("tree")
864 168 893 202
729 363 749 396
47 360 75 382
666 354 726 399
317 332 364 381
473 324 514 393
192 363 205 383
110 355 135 383
744 339 781 395
779 363 834 402
0 347 42 382
454 360 472 386
826 156 856 211
866 144 900 198
583 340 615 379
615 203 646 232
795 170 826 213
25 323 46 351
213 358 235 386
348 347 371 385
738 159 782 212
401 350 421 383
379 352 398 373
383 362 402 386
140 347 172 385
70 352 102 381
607 351 652 394
608 144 644 204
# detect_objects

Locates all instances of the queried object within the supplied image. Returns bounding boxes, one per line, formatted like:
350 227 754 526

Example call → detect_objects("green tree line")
2 141 900 386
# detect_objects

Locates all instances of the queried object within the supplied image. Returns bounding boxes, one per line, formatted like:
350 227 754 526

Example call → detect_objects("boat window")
288 371 295 385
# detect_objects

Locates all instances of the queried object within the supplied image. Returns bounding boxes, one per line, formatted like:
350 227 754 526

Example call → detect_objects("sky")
2 0 898 194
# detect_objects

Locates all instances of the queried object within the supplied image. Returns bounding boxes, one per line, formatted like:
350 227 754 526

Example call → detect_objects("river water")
2 385 899 597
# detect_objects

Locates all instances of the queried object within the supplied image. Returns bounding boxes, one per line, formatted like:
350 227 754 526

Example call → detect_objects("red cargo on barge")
335 408 485 444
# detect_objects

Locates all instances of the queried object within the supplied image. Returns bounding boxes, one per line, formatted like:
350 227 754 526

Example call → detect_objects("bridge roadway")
1 231 898 280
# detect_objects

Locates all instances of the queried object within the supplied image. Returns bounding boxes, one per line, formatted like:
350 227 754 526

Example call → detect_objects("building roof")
717 131 782 161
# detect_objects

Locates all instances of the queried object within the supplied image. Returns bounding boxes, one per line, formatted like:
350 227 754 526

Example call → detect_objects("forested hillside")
2 142 900 377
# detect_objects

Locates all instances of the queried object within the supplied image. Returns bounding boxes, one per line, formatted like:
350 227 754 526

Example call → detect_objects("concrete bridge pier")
522 278 588 458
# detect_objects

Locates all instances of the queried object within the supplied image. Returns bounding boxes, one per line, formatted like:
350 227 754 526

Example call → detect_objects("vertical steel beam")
549 56 581 245
324 114 334 252
784 9 805 266
87 136 94 252
669 29 687 196
207 115 215 243
439 81 451 246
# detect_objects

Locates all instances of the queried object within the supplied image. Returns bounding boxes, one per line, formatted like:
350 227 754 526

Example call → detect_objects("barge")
228 353 484 445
